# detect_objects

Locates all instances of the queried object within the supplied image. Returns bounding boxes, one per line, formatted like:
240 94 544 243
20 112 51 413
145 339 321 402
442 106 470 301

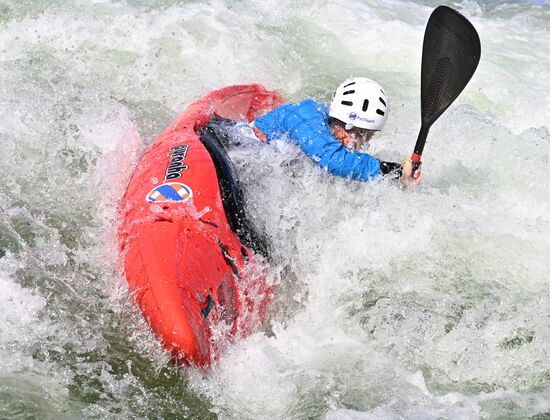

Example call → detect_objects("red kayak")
118 84 283 366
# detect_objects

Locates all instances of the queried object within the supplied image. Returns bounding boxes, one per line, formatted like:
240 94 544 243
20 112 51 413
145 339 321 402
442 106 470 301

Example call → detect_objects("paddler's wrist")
251 126 268 143
379 160 403 179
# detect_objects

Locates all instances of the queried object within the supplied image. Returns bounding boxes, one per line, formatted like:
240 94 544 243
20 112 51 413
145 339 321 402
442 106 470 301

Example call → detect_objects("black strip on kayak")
200 115 270 259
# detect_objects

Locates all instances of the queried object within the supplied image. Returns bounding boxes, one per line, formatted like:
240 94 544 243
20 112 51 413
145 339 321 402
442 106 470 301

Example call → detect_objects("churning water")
1 0 549 418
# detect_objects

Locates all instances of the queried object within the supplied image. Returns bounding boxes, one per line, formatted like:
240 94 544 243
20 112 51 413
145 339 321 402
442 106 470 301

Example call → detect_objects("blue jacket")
253 99 381 181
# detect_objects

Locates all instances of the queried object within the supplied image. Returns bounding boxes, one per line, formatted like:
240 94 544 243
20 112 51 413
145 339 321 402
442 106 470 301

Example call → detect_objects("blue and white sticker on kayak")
145 182 193 203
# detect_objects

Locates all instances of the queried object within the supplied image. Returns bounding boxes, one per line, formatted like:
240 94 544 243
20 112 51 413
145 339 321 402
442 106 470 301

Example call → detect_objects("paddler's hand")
400 158 421 187
252 126 268 143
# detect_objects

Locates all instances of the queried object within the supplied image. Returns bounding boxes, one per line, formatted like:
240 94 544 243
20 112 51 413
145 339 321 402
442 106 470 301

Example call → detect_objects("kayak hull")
118 84 283 366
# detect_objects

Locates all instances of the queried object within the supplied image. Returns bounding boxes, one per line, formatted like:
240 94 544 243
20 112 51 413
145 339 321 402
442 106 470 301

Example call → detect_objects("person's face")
348 126 375 149
334 125 376 151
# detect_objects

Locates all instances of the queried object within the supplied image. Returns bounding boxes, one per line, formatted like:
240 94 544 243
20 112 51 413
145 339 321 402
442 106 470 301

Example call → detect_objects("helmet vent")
379 97 386 106
380 88 386 95
344 82 356 88
343 90 355 95
376 109 385 116
341 101 353 106
362 99 369 112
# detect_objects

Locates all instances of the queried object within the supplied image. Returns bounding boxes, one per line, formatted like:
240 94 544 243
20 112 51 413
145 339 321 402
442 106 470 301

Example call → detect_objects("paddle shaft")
411 125 430 171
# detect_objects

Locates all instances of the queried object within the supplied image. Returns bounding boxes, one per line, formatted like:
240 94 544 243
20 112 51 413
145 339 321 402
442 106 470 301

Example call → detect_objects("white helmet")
329 77 389 131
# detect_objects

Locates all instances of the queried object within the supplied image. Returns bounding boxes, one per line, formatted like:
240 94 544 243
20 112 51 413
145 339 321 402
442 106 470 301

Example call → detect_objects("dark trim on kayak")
200 116 270 259
200 294 215 319
218 239 240 279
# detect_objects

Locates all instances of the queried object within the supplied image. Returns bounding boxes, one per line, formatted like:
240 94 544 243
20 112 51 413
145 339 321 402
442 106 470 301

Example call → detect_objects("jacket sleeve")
294 125 381 181
285 103 381 181
379 160 403 179
252 104 292 144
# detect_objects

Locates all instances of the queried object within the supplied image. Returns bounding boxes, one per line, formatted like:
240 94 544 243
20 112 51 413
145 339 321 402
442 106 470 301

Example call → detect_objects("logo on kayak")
165 144 189 180
145 182 193 203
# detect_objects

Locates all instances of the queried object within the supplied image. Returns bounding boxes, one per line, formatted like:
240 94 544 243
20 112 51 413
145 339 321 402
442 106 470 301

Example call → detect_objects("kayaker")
245 77 421 186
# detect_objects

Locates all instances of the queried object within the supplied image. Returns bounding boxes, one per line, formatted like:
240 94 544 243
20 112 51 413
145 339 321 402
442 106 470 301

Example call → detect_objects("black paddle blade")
421 6 480 126
413 6 481 158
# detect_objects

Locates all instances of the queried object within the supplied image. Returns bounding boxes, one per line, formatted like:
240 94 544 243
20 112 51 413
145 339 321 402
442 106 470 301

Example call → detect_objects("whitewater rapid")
1 0 549 418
